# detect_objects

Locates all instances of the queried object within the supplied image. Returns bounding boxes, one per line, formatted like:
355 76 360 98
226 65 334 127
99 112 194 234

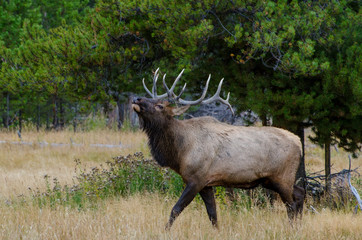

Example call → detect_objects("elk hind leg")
293 185 305 219
266 181 297 221
199 186 218 228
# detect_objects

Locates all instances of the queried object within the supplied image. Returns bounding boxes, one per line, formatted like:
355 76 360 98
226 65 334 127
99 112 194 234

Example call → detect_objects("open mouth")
132 104 141 112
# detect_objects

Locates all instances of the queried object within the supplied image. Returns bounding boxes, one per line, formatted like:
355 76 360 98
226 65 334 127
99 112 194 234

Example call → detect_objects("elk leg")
278 187 297 221
165 182 201 230
293 185 305 219
265 181 296 220
199 186 218 228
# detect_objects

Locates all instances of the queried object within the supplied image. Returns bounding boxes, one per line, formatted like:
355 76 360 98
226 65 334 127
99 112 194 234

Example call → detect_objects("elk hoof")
165 223 172 231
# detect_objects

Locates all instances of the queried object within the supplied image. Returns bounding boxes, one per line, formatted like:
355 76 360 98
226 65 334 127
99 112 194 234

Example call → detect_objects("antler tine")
177 74 211 105
142 78 154 98
175 83 187 101
144 68 186 100
162 73 172 99
168 69 185 97
201 78 223 104
218 92 234 115
143 68 168 99
152 68 160 98
202 79 234 115
162 69 186 100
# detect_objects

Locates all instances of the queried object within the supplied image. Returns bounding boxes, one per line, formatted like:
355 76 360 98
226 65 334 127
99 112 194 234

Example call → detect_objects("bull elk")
132 68 305 229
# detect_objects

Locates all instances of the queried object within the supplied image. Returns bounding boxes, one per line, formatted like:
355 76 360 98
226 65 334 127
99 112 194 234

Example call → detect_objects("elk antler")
142 68 234 115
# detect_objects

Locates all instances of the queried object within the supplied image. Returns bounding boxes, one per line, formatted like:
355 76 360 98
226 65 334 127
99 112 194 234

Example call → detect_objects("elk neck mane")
141 116 182 172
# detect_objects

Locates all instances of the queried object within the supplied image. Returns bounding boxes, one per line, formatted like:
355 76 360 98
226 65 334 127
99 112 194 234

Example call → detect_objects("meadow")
0 128 361 239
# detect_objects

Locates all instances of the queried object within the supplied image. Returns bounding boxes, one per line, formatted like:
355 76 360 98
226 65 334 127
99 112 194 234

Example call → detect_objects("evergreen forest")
1 0 361 168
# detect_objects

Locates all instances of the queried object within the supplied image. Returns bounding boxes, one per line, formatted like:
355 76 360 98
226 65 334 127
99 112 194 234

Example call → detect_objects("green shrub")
30 152 184 208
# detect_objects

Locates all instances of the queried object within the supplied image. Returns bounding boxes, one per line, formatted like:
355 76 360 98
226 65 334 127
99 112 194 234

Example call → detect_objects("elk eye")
156 104 164 110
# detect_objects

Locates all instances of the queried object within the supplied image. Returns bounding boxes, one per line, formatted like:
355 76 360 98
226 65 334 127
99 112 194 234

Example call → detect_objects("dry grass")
0 194 361 240
0 129 361 239
0 129 148 196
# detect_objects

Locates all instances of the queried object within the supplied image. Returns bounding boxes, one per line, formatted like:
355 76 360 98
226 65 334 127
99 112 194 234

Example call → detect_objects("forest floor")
0 129 361 239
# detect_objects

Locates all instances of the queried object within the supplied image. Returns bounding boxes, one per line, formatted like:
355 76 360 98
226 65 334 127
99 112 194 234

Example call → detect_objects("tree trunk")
325 139 331 194
6 92 10 130
126 95 137 127
36 104 40 132
46 109 50 130
116 99 125 130
52 97 58 130
261 114 268 126
73 103 78 133
128 95 138 127
295 124 306 189
126 96 131 126
59 98 65 130
18 109 22 134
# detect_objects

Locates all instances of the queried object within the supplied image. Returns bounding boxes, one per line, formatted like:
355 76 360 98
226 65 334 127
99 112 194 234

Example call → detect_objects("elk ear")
170 105 190 116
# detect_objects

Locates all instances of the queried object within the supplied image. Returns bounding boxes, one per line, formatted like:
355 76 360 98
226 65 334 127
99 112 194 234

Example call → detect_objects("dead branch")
348 155 362 213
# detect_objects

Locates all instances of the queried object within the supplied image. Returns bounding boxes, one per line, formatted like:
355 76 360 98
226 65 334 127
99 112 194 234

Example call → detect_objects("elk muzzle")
132 97 141 112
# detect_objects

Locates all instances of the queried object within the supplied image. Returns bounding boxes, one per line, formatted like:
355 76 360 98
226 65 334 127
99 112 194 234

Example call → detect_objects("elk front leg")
165 182 201 230
199 186 218 228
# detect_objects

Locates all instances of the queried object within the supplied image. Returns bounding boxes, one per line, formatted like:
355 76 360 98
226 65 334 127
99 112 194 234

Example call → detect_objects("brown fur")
133 97 305 229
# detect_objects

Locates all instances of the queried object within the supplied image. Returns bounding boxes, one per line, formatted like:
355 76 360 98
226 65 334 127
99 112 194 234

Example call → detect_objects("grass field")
0 129 149 197
0 129 361 239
